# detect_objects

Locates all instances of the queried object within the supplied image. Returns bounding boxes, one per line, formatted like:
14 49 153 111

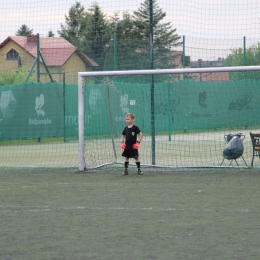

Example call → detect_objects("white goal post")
78 65 260 171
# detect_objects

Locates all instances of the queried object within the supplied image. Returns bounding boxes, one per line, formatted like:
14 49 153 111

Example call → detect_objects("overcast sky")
1 0 260 60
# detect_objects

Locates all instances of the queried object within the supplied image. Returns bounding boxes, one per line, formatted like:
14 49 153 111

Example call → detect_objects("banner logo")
35 94 45 117
0 90 17 118
29 93 52 125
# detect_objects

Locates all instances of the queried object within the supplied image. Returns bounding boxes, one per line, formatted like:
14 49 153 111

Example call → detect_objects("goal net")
78 66 260 171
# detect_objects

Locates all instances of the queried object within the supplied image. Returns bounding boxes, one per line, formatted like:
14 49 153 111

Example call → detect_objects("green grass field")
1 167 260 259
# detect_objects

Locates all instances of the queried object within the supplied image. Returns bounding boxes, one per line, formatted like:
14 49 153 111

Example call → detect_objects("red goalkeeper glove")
121 142 126 150
133 141 140 150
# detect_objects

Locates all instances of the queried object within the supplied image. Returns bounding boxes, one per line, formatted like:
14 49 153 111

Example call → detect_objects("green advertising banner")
81 79 260 136
0 82 63 140
0 79 259 141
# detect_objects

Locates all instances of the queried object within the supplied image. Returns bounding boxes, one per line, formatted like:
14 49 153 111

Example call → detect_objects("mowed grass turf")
0 167 260 260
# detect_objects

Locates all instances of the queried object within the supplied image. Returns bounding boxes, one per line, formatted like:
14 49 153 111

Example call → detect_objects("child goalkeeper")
121 113 143 175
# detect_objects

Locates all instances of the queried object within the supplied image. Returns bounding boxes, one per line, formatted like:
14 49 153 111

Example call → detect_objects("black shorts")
122 150 139 158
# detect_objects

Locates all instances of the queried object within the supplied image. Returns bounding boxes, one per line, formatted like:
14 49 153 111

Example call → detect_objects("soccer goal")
78 66 260 171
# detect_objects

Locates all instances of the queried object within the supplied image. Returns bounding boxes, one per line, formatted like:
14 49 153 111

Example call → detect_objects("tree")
132 0 181 69
16 24 33 36
58 2 110 69
223 43 260 80
81 4 110 70
58 0 181 72
104 12 144 71
47 30 55 37
104 0 181 72
58 1 87 46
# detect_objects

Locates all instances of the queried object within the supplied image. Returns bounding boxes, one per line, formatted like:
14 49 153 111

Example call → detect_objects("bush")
0 67 36 86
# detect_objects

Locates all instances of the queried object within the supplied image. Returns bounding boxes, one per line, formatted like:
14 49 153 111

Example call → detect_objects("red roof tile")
40 48 76 66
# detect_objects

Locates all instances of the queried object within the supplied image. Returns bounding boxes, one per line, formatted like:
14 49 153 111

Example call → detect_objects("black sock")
125 162 129 171
136 162 140 170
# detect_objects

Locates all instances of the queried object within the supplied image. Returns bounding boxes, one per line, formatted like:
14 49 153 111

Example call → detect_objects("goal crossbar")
78 66 260 171
78 65 260 77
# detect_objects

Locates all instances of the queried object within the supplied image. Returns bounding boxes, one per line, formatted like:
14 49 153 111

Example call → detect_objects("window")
6 48 19 60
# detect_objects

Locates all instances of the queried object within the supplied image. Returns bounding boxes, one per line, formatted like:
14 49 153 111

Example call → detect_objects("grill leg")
220 158 225 166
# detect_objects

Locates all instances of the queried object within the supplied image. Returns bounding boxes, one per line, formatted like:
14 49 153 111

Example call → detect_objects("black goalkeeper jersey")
122 125 141 150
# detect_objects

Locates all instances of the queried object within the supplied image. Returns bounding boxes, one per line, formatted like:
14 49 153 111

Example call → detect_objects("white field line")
0 205 252 213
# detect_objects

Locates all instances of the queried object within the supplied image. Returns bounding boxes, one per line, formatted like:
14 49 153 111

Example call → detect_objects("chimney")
27 35 37 45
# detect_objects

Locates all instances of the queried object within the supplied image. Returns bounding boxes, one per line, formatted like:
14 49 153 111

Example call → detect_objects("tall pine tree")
58 1 87 46
16 24 33 36
58 2 110 69
132 0 181 69
81 4 110 70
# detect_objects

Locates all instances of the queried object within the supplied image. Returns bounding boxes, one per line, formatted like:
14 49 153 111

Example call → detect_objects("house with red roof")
187 58 229 82
0 35 98 84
